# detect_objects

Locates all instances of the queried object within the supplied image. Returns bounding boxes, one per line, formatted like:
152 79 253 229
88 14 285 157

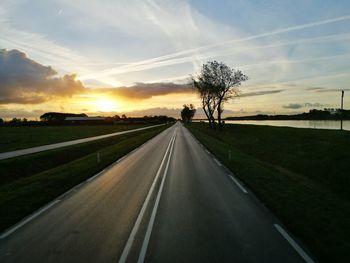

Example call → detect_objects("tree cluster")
192 61 248 130
181 104 196 123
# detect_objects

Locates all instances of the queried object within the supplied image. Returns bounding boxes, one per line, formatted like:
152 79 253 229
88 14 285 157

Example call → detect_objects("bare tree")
192 61 247 130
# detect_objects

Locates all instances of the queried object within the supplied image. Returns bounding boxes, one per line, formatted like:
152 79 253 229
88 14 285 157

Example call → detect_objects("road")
0 123 166 161
0 122 314 262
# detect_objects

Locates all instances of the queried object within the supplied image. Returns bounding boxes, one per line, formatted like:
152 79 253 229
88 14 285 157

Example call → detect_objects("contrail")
144 52 350 85
79 14 350 80
79 31 350 80
245 71 350 90
238 53 350 69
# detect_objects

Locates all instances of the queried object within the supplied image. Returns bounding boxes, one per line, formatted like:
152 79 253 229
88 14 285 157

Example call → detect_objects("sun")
96 98 119 112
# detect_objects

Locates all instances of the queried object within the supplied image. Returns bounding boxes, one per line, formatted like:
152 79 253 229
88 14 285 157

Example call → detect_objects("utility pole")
340 90 344 131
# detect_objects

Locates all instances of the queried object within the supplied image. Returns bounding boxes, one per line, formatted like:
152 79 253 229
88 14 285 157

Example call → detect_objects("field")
0 124 149 153
0 124 170 232
188 123 350 262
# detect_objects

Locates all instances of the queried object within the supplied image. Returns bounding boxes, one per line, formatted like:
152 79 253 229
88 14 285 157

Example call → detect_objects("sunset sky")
1 0 350 119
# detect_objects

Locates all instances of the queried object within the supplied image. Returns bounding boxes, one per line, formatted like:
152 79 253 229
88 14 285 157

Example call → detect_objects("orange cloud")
94 82 193 100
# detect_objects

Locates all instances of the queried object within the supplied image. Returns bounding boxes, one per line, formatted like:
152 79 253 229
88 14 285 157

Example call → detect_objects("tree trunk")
208 106 216 129
202 106 212 128
217 103 223 131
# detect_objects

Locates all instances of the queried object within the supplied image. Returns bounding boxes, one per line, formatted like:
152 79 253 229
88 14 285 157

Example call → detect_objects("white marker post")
340 90 344 131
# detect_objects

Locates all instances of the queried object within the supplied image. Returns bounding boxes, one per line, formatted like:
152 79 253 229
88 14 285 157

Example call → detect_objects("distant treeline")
0 112 176 126
226 109 350 121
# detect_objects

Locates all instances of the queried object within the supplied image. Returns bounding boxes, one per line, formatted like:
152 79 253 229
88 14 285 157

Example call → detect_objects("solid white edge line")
137 131 176 263
228 175 248 194
213 157 222 166
274 224 314 263
118 130 176 263
0 200 60 239
86 170 104 182
205 149 210 154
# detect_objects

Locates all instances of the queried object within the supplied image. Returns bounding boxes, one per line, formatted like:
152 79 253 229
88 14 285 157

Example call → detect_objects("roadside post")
341 90 344 131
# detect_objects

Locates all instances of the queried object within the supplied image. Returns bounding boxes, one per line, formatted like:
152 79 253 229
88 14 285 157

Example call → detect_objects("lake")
223 120 350 131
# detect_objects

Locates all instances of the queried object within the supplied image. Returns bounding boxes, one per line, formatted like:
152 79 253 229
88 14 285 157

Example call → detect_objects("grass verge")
0 124 169 232
0 124 149 153
187 123 350 262
0 125 163 186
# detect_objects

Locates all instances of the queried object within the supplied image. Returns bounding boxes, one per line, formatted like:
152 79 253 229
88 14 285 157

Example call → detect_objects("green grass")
187 123 350 263
0 124 149 153
0 126 159 186
0 125 169 232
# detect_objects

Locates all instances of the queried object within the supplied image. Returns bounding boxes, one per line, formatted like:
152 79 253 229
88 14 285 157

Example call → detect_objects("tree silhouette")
192 61 248 130
181 104 196 123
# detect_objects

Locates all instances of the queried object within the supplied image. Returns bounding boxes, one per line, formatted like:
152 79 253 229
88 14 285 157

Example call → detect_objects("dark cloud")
240 89 284 97
96 82 193 99
315 88 350 93
282 102 325 109
282 103 303 109
0 49 84 104
306 86 350 93
306 87 325 91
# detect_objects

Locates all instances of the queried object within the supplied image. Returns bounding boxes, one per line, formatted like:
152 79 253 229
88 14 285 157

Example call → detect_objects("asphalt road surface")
0 122 314 263
0 123 166 161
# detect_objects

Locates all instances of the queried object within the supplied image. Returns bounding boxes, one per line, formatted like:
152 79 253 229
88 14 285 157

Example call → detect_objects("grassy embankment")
0 124 170 232
188 123 350 263
0 124 149 153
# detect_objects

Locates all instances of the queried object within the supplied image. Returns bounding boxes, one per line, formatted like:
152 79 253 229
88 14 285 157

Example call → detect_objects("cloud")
306 87 325 91
304 103 325 107
0 49 85 104
282 102 325 109
314 88 350 93
282 103 303 109
95 82 193 100
240 89 284 97
77 15 350 80
0 107 46 119
0 49 194 104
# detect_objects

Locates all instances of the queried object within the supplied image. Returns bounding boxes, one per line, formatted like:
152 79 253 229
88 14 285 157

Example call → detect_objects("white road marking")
118 130 176 263
72 182 85 191
137 131 176 263
0 200 60 239
86 170 104 182
205 149 210 154
274 224 314 263
117 156 126 163
228 175 248 194
213 158 222 166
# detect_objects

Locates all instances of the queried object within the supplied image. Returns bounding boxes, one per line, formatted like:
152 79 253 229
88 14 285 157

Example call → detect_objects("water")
223 120 350 131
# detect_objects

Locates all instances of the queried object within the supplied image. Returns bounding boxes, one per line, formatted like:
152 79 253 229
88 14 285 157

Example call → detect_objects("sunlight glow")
95 98 119 112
